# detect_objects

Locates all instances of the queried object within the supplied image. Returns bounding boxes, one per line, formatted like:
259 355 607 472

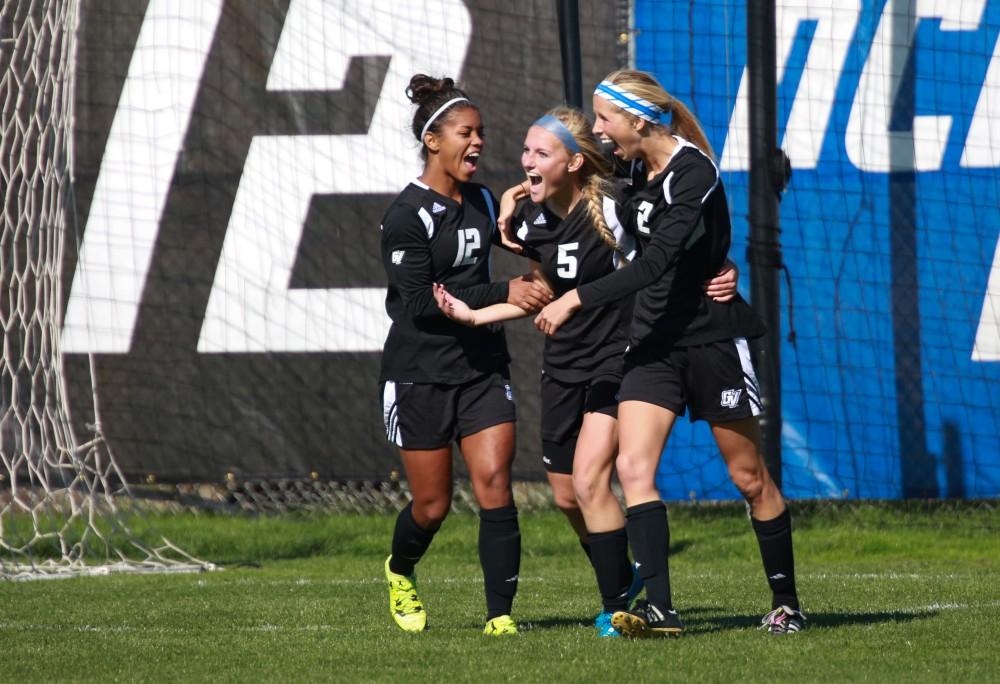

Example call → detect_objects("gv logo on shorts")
720 389 742 409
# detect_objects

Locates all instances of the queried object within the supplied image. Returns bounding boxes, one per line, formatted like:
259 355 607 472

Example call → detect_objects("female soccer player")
379 74 552 637
434 106 738 637
535 70 805 637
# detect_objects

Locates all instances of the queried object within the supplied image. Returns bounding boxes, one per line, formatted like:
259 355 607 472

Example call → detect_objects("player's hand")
534 290 581 336
497 182 528 254
507 273 553 312
704 259 739 302
433 283 476 326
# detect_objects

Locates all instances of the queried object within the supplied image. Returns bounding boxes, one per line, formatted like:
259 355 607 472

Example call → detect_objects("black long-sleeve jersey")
379 180 510 383
577 138 765 349
512 191 637 382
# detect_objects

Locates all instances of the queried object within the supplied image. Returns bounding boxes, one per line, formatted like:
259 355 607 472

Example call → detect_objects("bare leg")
547 470 589 541
711 417 784 519
615 401 677 507
399 447 454 529
572 412 625 533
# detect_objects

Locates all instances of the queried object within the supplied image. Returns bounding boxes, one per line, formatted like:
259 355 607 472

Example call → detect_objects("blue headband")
532 114 581 154
594 81 667 124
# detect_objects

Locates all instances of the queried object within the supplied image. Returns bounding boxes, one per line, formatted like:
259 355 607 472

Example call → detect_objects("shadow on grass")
466 607 936 634
515 616 591 630
688 608 936 634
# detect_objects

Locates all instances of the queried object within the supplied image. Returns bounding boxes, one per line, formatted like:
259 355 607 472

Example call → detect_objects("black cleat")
611 599 684 638
759 605 806 635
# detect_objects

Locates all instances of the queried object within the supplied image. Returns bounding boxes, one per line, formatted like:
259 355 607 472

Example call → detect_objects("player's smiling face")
592 96 640 160
521 126 576 205
428 106 484 183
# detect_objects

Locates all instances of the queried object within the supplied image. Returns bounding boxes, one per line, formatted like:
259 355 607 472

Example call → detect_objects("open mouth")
463 152 480 170
599 136 623 157
526 171 543 187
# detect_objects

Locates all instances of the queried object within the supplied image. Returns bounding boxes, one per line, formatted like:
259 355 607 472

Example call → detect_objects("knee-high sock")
625 501 673 611
479 505 521 620
389 502 436 576
751 507 799 610
588 527 632 613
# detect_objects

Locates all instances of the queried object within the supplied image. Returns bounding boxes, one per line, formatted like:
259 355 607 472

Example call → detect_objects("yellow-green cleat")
483 614 518 636
385 555 426 633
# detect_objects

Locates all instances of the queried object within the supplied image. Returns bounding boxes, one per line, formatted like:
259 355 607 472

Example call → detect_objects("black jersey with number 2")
578 137 765 349
512 192 637 382
380 180 510 384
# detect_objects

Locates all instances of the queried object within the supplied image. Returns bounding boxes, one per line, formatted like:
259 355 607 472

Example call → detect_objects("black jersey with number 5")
577 138 765 348
511 192 637 382
379 180 510 384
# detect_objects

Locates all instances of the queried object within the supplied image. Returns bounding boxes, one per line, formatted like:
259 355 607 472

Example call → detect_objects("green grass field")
2 501 998 682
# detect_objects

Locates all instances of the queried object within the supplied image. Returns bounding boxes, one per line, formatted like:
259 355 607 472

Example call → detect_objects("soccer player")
433 107 738 636
535 70 805 637
379 74 552 636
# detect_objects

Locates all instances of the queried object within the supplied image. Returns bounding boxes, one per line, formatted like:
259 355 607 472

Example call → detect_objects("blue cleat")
594 611 621 637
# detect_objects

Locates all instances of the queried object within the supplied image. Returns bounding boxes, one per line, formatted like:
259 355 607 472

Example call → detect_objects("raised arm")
496 181 530 254
535 160 717 336
435 261 549 326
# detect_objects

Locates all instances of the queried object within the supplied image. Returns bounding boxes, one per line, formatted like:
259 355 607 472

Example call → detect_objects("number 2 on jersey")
635 200 654 235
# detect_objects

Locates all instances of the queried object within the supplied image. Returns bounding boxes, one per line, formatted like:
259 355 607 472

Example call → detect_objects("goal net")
0 0 624 574
0 0 209 579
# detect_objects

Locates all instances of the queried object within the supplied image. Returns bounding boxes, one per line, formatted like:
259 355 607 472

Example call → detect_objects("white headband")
419 97 471 141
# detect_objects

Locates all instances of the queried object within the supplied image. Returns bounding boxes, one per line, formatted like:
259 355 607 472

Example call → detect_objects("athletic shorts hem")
615 391 685 415
693 406 758 423
456 415 516 441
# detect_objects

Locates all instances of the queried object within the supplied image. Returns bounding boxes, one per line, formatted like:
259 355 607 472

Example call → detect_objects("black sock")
588 527 632 612
388 502 436 576
479 505 521 620
625 501 672 611
579 539 593 561
751 507 799 610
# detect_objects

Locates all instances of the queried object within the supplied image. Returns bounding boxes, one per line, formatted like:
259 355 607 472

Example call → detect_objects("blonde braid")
580 172 627 263
544 106 630 265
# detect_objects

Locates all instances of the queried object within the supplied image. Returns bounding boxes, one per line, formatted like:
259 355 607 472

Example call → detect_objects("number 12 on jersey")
453 228 481 266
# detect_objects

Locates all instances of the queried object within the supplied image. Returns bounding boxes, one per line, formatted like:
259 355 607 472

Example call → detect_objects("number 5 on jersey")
557 242 579 279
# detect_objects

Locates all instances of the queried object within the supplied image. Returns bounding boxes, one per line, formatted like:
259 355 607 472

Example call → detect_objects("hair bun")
406 74 456 106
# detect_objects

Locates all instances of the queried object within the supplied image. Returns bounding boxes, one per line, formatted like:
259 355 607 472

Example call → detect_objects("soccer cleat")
611 600 684 638
385 555 426 633
626 561 644 607
759 605 806 635
594 611 621 637
483 614 518 636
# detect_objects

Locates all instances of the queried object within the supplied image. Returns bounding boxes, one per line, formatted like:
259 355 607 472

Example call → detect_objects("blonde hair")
543 106 627 262
602 69 715 159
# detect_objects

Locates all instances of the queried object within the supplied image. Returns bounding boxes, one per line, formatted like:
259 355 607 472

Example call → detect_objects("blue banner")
635 0 1000 499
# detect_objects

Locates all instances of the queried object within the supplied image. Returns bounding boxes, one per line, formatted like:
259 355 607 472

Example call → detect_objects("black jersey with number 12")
379 180 510 384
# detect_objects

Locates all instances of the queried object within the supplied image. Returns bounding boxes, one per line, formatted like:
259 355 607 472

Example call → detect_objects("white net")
0 0 209 579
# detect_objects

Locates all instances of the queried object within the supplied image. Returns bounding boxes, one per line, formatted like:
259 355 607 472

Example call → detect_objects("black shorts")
380 370 516 450
539 370 620 474
618 337 762 423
